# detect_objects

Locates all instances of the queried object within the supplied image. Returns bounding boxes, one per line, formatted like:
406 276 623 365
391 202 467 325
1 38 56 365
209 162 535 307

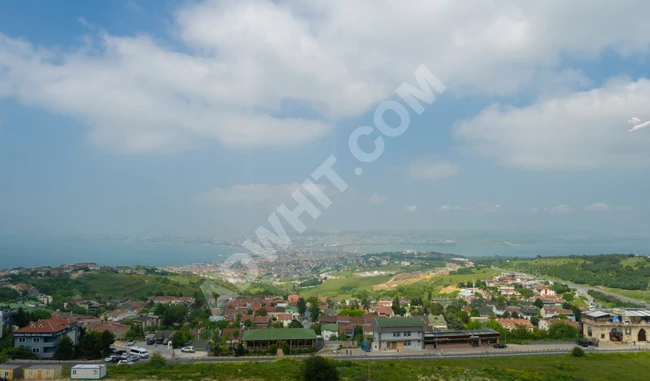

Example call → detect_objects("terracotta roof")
15 318 76 334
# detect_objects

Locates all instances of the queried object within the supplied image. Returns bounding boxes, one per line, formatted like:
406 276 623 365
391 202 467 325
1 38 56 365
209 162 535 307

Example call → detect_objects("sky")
1 0 650 237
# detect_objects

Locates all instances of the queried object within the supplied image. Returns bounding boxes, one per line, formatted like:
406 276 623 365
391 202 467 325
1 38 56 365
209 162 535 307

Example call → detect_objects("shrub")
302 355 339 381
149 353 167 369
571 346 585 357
268 344 278 355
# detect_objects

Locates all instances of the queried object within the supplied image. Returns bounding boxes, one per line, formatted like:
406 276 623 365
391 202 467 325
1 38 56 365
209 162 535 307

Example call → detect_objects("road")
492 267 650 308
7 344 649 366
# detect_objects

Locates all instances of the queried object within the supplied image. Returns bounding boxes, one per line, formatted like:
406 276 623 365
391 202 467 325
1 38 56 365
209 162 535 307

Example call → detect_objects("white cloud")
455 77 650 169
438 202 501 213
406 157 458 179
195 183 326 205
585 202 611 212
369 194 388 205
2 1 650 153
530 207 540 213
405 205 417 212
549 204 574 214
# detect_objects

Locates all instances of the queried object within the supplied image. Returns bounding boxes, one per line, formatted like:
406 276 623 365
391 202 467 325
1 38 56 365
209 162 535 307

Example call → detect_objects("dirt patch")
372 272 427 291
439 285 460 294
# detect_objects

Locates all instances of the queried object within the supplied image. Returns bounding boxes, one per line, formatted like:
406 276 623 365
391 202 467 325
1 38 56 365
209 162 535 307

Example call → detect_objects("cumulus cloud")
369 194 388 205
3 1 650 153
548 204 574 214
438 202 501 213
196 183 326 205
455 77 650 169
585 202 611 212
406 157 458 179
405 205 417 212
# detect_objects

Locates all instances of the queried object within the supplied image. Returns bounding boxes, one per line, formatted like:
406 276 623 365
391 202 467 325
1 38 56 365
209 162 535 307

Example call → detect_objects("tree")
311 323 322 335
172 327 193 349
14 308 29 328
534 298 544 309
392 297 404 316
289 320 304 328
234 343 246 357
548 322 579 340
557 314 568 320
244 319 254 328
149 353 167 368
54 337 75 360
329 334 338 341
465 320 483 330
309 304 320 322
255 308 268 317
75 330 110 359
530 316 540 327
302 355 339 381
282 341 290 355
297 298 307 316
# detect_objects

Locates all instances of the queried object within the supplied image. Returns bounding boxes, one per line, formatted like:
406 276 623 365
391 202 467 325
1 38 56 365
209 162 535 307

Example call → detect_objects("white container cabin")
70 365 107 380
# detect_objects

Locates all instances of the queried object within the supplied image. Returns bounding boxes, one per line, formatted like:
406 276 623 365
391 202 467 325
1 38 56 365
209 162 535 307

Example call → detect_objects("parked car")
493 343 507 348
181 346 195 353
162 339 169 345
118 360 134 365
104 356 116 363
146 338 155 345
156 338 164 344
127 340 136 346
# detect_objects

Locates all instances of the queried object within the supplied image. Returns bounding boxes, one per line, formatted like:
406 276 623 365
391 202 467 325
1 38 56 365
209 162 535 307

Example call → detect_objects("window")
625 328 631 335
32 348 40 353
601 334 605 339
73 370 76 375
46 371 52 376
404 341 411 346
405 331 411 337
33 337 40 343
18 337 26 343
393 332 401 337
588 326 592 337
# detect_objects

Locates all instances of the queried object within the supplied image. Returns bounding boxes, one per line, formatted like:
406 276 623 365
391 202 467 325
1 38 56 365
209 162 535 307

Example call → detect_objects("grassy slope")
68 271 206 300
299 275 392 298
100 352 650 381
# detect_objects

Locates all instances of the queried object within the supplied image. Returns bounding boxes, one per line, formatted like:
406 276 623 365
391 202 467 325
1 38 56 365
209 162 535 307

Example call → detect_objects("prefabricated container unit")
0 365 23 380
25 365 63 380
70 364 107 380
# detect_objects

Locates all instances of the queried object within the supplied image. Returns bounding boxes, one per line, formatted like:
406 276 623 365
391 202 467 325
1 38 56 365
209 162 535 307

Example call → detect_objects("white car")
180 346 195 353
127 340 136 346
118 360 133 365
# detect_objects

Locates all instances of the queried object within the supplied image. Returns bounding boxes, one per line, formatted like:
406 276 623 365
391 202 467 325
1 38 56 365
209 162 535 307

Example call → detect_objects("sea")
1 235 649 269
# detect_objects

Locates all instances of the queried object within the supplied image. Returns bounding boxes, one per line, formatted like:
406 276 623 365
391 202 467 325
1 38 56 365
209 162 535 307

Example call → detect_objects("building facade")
371 317 426 351
13 318 81 359
582 308 650 343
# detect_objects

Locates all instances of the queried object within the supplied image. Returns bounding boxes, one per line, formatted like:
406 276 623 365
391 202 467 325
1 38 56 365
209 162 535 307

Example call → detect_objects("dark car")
493 343 507 348
156 338 164 344
146 339 154 345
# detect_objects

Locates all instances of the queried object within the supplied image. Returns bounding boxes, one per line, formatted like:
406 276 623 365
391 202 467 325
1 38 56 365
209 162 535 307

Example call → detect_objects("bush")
302 355 339 381
268 344 278 355
149 353 167 369
571 346 585 357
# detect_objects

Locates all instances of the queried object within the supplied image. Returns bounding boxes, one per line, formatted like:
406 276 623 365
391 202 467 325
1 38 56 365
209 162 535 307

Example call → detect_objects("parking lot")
112 340 209 360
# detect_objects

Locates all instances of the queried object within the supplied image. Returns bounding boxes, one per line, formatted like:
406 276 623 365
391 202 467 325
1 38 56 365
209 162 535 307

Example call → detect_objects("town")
2 257 649 379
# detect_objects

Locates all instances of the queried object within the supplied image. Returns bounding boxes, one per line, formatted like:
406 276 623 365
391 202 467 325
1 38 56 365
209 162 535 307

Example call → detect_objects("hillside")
489 254 650 291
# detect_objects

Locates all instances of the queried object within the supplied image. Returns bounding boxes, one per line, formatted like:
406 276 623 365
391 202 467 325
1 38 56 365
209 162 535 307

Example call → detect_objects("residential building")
538 318 580 331
13 318 81 359
130 315 161 330
371 317 426 351
541 307 575 321
582 308 650 343
497 318 534 331
87 322 129 340
426 315 448 330
321 324 339 341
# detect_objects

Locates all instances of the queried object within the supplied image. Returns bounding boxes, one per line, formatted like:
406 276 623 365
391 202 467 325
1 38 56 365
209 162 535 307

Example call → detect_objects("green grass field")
597 286 650 303
299 275 392 298
102 352 650 381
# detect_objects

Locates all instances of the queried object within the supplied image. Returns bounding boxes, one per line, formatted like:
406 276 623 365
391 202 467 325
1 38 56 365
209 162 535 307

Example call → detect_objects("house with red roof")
13 318 81 359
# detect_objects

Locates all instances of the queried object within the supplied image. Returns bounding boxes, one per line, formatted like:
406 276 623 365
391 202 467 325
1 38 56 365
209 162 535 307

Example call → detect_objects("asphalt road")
492 267 650 308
